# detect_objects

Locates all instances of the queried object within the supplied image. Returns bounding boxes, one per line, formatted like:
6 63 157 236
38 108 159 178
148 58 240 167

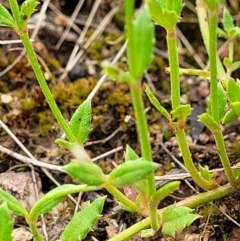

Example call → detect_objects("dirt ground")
1 0 240 240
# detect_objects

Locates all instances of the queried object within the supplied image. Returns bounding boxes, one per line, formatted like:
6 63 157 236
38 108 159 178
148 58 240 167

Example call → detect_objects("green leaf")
55 138 75 149
217 83 227 121
107 160 159 188
29 184 89 219
222 7 234 33
0 4 16 28
227 78 240 102
141 228 156 238
101 61 134 83
127 6 154 79
145 85 171 120
162 205 200 237
207 82 226 122
228 27 240 38
231 61 240 72
146 0 183 30
171 104 192 122
132 179 148 197
233 162 240 179
0 188 28 217
202 0 224 11
69 100 92 145
125 145 139 162
159 0 183 15
198 113 220 133
64 160 106 186
20 0 39 23
222 109 238 124
0 202 14 241
124 146 148 195
223 57 232 70
231 102 240 116
199 166 216 184
61 196 105 241
217 27 227 38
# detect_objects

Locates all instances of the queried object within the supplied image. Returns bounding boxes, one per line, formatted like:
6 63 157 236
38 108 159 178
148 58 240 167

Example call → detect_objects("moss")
107 90 130 106
105 32 123 42
68 78 97 106
151 55 166 71
52 78 97 108
52 81 68 103
47 57 62 71
90 39 104 60
106 83 130 106
37 110 55 134
21 98 37 111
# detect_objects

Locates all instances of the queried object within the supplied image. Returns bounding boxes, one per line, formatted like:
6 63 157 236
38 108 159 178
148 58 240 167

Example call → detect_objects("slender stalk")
196 0 225 76
130 82 158 231
28 222 44 241
19 33 77 143
207 8 236 184
124 0 135 76
176 129 215 189
214 132 236 184
167 28 213 189
129 84 153 173
166 29 180 109
108 183 236 241
124 0 158 231
106 186 138 212
124 0 156 194
227 39 234 75
208 10 219 122
228 40 234 62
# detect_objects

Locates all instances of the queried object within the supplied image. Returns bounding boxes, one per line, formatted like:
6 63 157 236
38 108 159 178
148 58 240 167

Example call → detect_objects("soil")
1 0 240 241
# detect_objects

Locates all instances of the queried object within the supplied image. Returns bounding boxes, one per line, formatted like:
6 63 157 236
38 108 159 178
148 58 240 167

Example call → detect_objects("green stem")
130 82 158 231
214 132 236 184
208 10 219 122
196 0 225 76
176 129 215 189
228 40 234 62
166 29 180 110
227 40 234 75
19 33 76 143
29 222 44 241
207 8 236 184
124 0 135 76
129 84 154 183
106 186 138 212
124 0 158 231
167 27 213 189
108 183 236 241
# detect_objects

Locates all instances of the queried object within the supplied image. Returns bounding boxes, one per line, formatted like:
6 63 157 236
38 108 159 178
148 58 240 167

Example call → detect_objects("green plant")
0 0 240 240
